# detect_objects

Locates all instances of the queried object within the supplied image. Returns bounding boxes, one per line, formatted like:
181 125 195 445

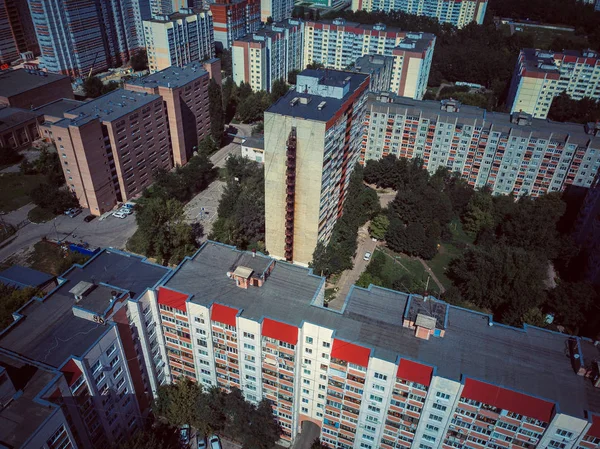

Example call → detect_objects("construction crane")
88 51 101 79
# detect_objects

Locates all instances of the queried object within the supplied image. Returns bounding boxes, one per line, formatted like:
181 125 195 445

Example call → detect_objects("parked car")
84 215 96 223
123 202 135 209
179 425 190 446
112 210 127 219
363 252 372 261
197 436 207 449
64 208 81 218
208 435 221 449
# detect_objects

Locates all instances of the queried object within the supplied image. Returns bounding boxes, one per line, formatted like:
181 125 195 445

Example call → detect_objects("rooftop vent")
299 96 311 105
373 22 386 31
69 281 95 302
511 110 532 126
290 97 299 106
332 18 346 26
317 101 326 110
440 98 461 113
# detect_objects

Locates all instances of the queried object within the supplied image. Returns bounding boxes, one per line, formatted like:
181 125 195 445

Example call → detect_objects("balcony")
286 187 295 196
285 236 293 245
286 212 294 221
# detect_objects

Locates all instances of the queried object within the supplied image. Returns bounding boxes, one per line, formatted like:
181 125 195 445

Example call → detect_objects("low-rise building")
507 48 600 119
0 265 57 292
351 0 488 28
143 7 215 73
304 19 435 100
232 19 304 92
361 93 600 196
210 0 261 49
0 68 74 109
0 106 43 150
241 135 264 162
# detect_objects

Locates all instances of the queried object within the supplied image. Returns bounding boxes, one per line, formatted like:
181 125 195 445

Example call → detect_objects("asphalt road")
328 222 378 310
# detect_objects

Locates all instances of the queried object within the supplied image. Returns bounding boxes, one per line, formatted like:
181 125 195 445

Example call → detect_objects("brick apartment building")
0 68 74 109
2 241 600 448
361 93 600 197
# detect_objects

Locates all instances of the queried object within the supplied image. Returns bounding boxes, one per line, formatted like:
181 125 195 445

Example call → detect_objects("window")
369 394 383 403
106 344 116 357
244 343 255 351
323 342 331 348
194 317 204 324
432 403 447 411
372 384 385 392
306 337 314 344
305 348 313 354
374 372 387 381
556 430 573 439
243 332 255 339
436 391 450 400
429 414 443 422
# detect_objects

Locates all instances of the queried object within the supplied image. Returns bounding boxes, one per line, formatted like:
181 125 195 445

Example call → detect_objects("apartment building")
232 19 304 92
304 19 435 100
143 7 215 73
354 54 395 92
44 89 172 215
125 62 211 166
122 239 600 449
361 93 600 197
0 249 170 449
0 0 38 64
507 48 600 119
0 68 74 109
264 69 370 265
28 0 143 77
150 0 189 16
210 0 261 49
351 0 488 28
261 0 294 22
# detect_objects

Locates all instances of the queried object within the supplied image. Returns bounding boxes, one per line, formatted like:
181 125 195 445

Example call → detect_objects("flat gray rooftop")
0 250 169 368
165 241 600 419
34 99 84 120
127 62 208 89
0 353 57 448
242 136 264 149
367 92 600 147
59 89 160 127
0 107 41 132
0 69 69 98
266 69 368 122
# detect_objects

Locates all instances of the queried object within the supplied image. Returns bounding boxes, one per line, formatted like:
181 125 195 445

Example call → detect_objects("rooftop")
0 69 70 98
0 353 57 449
367 92 600 147
242 136 264 150
33 99 84 120
519 48 600 75
144 6 210 23
126 62 208 90
164 241 600 419
266 69 369 122
0 107 42 133
0 250 169 368
0 265 54 289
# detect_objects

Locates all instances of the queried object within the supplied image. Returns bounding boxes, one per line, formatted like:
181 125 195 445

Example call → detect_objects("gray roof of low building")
266 69 369 122
0 107 42 132
0 69 70 98
0 265 54 289
57 89 161 127
127 62 208 89
33 99 84 120
0 250 169 368
164 241 600 419
366 92 600 147
242 136 264 150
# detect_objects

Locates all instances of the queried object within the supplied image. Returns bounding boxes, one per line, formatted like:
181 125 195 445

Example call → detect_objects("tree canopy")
208 79 225 145
548 93 600 124
83 76 119 99
130 49 148 71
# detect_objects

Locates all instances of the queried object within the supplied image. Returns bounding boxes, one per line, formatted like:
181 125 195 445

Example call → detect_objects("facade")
27 0 143 78
264 69 370 265
232 19 304 92
150 0 189 16
241 135 264 162
0 0 38 63
210 0 261 49
0 249 170 449
125 62 211 166
44 89 173 215
507 48 600 119
354 54 395 92
361 93 600 197
0 106 43 150
304 19 435 100
261 0 294 22
0 68 74 109
114 240 600 449
351 0 488 28
143 7 215 73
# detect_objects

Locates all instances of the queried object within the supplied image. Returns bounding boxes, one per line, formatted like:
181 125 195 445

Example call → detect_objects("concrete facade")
144 7 215 73
304 19 435 100
232 19 304 92
507 49 600 119
361 93 600 197
264 69 370 265
210 0 261 49
350 0 487 28
260 0 294 22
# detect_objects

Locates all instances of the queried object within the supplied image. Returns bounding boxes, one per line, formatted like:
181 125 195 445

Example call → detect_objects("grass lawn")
28 206 56 223
429 220 474 291
0 173 47 213
0 241 89 276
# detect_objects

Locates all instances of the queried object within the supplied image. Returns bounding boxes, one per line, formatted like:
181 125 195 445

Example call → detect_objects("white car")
197 437 207 449
119 207 133 215
112 210 127 219
363 252 372 261
209 435 221 449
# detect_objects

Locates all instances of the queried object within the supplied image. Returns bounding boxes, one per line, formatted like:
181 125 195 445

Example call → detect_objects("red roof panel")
588 414 600 439
60 359 82 387
331 338 370 367
461 378 554 423
157 287 187 312
262 318 298 345
211 303 238 327
396 359 433 387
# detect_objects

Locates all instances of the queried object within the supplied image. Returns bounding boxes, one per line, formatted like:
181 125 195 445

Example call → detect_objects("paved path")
417 257 446 294
328 223 377 310
2 203 36 226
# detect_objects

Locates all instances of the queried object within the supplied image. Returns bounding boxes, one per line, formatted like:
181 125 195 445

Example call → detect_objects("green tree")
130 49 148 71
217 48 232 77
546 281 597 333
369 214 389 240
0 146 22 166
208 79 225 144
461 191 494 235
116 423 179 449
30 184 78 214
83 76 119 98
288 69 300 84
154 378 203 428
243 399 283 449
0 285 39 329
270 78 289 103
222 77 238 122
